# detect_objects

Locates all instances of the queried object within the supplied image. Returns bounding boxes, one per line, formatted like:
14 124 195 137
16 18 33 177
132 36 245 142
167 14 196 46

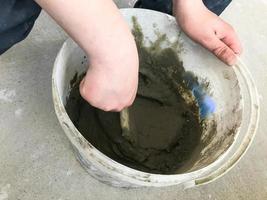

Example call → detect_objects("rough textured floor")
0 0 267 199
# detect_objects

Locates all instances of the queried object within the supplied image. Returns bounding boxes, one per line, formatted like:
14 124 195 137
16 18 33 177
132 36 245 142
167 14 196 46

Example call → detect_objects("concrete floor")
0 0 267 199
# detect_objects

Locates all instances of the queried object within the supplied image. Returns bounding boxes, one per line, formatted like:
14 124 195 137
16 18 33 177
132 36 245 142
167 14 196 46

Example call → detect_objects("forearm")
34 0 136 67
173 0 205 18
173 0 203 7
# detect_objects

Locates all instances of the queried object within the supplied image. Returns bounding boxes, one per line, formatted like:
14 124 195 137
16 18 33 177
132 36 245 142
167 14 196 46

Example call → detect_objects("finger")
201 35 237 66
217 25 243 55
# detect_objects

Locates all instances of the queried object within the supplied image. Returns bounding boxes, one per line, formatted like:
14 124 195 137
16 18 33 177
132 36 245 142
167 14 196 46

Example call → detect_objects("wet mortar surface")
65 17 203 174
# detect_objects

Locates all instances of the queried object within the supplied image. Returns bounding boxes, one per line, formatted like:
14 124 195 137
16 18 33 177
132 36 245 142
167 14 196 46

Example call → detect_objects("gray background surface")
0 0 267 199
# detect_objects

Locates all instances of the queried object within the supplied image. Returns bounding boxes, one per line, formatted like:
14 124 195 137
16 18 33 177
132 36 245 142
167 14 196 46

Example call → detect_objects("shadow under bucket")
52 9 260 188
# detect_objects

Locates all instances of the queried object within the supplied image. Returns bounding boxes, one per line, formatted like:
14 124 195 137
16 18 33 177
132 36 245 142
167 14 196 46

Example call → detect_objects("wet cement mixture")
65 17 203 174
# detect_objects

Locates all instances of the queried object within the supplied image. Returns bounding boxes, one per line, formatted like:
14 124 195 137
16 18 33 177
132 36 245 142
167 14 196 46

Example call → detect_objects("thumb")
201 34 237 66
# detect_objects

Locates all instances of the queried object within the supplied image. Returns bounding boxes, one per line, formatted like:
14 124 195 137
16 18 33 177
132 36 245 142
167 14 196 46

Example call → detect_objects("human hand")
174 0 242 66
79 40 139 112
35 0 139 111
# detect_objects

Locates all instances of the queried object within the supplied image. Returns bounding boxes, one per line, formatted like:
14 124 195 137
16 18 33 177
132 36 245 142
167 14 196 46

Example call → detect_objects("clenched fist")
79 51 139 112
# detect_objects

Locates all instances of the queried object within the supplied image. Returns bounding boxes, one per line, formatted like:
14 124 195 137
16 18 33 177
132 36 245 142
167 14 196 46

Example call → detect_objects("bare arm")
173 0 242 65
35 0 139 111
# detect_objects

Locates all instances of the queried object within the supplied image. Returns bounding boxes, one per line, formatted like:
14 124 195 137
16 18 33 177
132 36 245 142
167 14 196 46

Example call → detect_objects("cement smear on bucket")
65 17 204 174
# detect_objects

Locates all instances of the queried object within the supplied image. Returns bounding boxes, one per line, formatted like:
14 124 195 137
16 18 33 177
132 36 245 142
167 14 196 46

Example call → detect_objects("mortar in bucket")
52 9 260 188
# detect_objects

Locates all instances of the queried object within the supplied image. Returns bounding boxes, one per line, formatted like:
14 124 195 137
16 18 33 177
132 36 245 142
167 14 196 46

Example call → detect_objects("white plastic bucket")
52 9 260 188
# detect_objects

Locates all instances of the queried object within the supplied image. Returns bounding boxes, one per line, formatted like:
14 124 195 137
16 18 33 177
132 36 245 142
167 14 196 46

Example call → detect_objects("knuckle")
213 45 228 57
102 106 114 112
223 23 235 34
79 88 90 102
79 85 86 98
200 35 213 45
79 82 92 101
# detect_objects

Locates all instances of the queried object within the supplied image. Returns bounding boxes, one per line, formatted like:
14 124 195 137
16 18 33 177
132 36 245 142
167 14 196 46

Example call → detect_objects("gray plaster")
0 0 267 199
